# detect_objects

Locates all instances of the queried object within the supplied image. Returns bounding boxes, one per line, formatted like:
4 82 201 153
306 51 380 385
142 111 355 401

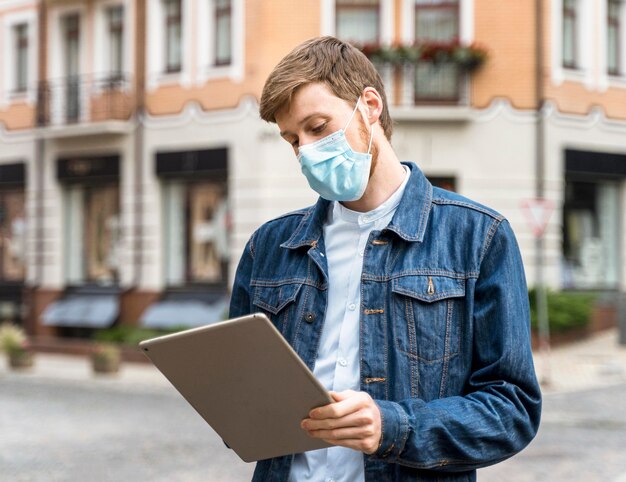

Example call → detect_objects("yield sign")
520 198 555 238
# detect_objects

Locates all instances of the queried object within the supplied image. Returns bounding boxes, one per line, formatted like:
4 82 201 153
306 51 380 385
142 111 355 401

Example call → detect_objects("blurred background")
0 0 625 480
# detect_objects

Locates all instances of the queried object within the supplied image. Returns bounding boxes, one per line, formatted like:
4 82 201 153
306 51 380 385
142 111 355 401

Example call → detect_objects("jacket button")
304 312 316 323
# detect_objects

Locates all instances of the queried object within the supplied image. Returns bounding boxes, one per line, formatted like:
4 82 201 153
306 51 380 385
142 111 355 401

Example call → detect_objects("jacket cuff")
373 400 409 460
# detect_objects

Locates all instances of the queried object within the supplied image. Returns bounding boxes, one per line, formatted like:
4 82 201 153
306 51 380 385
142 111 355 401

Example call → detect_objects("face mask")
297 98 374 202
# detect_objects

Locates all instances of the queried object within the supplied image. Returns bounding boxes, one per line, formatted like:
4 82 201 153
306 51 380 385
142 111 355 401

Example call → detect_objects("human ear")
361 87 383 125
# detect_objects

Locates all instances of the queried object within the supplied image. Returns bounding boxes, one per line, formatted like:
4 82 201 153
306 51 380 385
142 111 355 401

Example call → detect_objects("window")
0 190 26 282
415 0 459 42
63 13 81 122
164 0 182 72
427 176 456 192
163 181 229 286
107 5 124 78
562 180 620 289
214 0 232 65
608 0 622 75
14 24 29 93
65 184 120 285
562 0 578 68
336 0 380 44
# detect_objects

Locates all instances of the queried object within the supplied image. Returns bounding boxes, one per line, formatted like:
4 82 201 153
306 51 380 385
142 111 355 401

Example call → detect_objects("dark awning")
42 294 119 328
140 297 229 329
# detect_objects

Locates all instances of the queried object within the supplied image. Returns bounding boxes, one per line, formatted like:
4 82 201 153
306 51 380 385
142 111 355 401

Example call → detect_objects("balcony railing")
37 73 133 127
360 42 486 109
375 61 469 108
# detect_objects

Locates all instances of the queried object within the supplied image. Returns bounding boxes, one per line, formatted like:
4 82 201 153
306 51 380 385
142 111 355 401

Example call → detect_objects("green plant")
93 326 173 346
0 323 28 355
528 289 596 333
358 40 488 71
92 343 121 362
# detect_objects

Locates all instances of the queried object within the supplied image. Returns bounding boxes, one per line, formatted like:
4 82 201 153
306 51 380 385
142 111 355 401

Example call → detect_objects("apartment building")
0 0 624 337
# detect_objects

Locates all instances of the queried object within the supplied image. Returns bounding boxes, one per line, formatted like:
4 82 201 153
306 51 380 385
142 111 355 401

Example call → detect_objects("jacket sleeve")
371 220 542 471
228 234 256 319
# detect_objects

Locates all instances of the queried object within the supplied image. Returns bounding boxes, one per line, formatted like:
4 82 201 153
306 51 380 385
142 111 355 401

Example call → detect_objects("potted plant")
0 323 34 369
91 343 121 374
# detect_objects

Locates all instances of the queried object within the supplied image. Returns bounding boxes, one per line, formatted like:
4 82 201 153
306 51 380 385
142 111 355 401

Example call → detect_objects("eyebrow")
279 112 328 138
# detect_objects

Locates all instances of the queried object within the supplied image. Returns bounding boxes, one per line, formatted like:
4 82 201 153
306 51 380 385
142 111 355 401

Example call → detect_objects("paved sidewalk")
2 328 626 393
0 347 170 392
534 328 626 393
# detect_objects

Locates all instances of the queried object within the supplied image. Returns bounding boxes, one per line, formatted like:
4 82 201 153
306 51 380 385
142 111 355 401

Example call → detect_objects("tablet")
139 313 333 462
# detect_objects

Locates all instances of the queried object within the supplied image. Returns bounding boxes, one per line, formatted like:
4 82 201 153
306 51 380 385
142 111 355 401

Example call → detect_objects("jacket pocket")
250 280 304 336
391 274 465 363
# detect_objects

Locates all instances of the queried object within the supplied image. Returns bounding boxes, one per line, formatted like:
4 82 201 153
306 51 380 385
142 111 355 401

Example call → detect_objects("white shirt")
289 166 410 482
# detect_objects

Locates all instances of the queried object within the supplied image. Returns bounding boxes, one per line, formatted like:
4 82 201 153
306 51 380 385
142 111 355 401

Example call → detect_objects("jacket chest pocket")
391 275 465 363
251 281 303 335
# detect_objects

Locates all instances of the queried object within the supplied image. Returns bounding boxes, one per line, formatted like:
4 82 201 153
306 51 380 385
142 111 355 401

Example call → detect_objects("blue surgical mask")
297 98 373 202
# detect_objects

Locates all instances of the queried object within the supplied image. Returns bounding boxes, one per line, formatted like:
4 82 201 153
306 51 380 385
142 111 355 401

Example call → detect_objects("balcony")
37 74 134 138
361 42 487 121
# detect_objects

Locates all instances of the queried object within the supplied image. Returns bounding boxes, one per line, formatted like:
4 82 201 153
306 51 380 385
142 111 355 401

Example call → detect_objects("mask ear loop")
367 119 374 155
343 97 362 131
344 96 375 154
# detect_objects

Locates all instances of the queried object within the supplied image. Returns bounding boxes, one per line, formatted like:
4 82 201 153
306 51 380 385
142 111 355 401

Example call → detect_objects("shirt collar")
282 162 432 249
331 165 410 226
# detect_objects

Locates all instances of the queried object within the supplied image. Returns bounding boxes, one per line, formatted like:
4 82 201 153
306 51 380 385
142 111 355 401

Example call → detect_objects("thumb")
329 390 355 402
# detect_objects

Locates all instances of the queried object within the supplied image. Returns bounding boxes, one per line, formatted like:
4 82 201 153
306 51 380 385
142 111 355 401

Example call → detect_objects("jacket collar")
385 162 432 242
281 162 432 249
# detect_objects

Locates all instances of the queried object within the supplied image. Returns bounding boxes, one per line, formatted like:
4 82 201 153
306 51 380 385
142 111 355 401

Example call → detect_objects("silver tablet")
139 312 333 462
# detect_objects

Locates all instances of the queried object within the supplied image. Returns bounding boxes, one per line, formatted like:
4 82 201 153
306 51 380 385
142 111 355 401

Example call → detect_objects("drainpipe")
132 0 146 291
534 0 551 384
28 0 48 335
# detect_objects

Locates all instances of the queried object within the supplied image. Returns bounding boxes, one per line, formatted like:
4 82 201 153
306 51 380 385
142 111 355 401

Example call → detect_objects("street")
1 365 625 482
0 374 254 481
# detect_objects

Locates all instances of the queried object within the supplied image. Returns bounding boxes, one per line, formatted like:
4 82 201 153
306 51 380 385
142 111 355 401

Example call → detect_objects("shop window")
427 176 456 192
335 0 380 44
65 184 120 285
0 190 26 281
163 181 229 286
562 180 620 289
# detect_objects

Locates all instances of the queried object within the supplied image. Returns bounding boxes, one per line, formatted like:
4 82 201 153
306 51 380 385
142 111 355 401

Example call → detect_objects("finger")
307 425 377 441
310 391 365 419
302 411 370 431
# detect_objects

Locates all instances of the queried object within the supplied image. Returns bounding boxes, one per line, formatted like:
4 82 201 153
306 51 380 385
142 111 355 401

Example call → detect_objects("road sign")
520 198 554 238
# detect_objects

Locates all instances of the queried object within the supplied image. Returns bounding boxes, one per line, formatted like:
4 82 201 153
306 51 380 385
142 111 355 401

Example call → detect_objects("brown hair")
260 36 393 140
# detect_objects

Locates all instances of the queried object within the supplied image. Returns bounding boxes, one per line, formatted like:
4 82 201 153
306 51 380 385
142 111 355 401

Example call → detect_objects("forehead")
275 82 352 129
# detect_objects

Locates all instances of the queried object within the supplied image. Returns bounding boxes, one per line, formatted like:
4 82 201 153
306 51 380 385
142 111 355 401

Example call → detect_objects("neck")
341 139 406 213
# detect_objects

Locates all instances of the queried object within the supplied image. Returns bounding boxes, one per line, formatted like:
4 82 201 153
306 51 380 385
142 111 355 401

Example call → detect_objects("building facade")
0 0 625 336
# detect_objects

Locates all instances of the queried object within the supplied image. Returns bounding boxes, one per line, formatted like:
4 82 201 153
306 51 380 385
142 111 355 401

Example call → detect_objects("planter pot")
91 356 120 374
9 351 35 369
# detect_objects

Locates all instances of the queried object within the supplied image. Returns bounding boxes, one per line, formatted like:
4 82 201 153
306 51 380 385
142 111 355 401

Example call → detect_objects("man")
229 36 541 482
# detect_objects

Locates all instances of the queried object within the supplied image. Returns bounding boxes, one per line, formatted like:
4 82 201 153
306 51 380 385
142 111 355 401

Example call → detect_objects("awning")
42 294 119 328
140 297 229 329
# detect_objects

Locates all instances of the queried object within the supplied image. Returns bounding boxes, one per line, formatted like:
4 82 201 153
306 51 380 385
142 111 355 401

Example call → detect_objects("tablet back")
139 313 333 462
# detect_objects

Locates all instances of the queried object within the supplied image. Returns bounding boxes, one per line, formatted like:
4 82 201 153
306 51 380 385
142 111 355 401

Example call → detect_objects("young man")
229 36 541 482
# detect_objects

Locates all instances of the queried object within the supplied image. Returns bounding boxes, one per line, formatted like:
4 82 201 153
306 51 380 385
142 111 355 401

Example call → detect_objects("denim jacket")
229 163 541 482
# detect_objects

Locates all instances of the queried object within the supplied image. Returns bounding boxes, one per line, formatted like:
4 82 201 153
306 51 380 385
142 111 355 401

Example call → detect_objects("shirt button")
304 312 316 323
348 303 356 311
359 251 364 257
338 358 347 367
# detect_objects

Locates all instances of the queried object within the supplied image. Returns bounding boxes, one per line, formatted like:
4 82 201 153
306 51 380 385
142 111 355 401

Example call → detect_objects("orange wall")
145 0 321 116
472 0 537 110
0 103 36 130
